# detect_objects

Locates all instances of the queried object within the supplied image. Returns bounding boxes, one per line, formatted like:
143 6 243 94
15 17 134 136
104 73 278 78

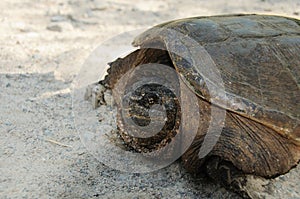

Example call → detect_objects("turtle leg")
182 99 300 198
204 156 250 198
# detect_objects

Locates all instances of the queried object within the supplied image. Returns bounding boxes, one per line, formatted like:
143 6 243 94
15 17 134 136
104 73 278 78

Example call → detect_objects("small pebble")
46 24 62 32
104 90 114 107
50 15 68 22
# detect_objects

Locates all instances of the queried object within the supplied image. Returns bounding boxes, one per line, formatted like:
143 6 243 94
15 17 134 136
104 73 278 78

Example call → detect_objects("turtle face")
118 82 181 153
99 46 201 164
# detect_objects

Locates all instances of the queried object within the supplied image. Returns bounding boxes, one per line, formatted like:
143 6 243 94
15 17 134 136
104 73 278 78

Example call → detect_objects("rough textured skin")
99 14 300 197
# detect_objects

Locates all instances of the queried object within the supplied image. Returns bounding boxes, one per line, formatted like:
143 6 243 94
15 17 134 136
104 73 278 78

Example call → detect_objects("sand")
1 0 299 198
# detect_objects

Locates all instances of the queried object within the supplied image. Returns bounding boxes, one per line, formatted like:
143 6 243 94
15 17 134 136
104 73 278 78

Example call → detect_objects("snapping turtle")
93 14 300 197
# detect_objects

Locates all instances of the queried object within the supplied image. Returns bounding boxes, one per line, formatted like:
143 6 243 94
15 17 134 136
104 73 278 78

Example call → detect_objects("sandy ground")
1 0 300 198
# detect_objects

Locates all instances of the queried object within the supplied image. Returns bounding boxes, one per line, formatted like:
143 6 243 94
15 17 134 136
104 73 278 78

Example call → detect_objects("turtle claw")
205 156 251 198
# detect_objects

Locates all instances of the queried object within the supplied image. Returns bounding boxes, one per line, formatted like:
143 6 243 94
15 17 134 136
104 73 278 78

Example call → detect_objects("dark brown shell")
133 14 300 145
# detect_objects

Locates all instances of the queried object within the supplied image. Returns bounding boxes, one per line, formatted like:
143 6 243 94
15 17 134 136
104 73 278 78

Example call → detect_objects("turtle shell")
133 14 300 145
99 14 300 181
